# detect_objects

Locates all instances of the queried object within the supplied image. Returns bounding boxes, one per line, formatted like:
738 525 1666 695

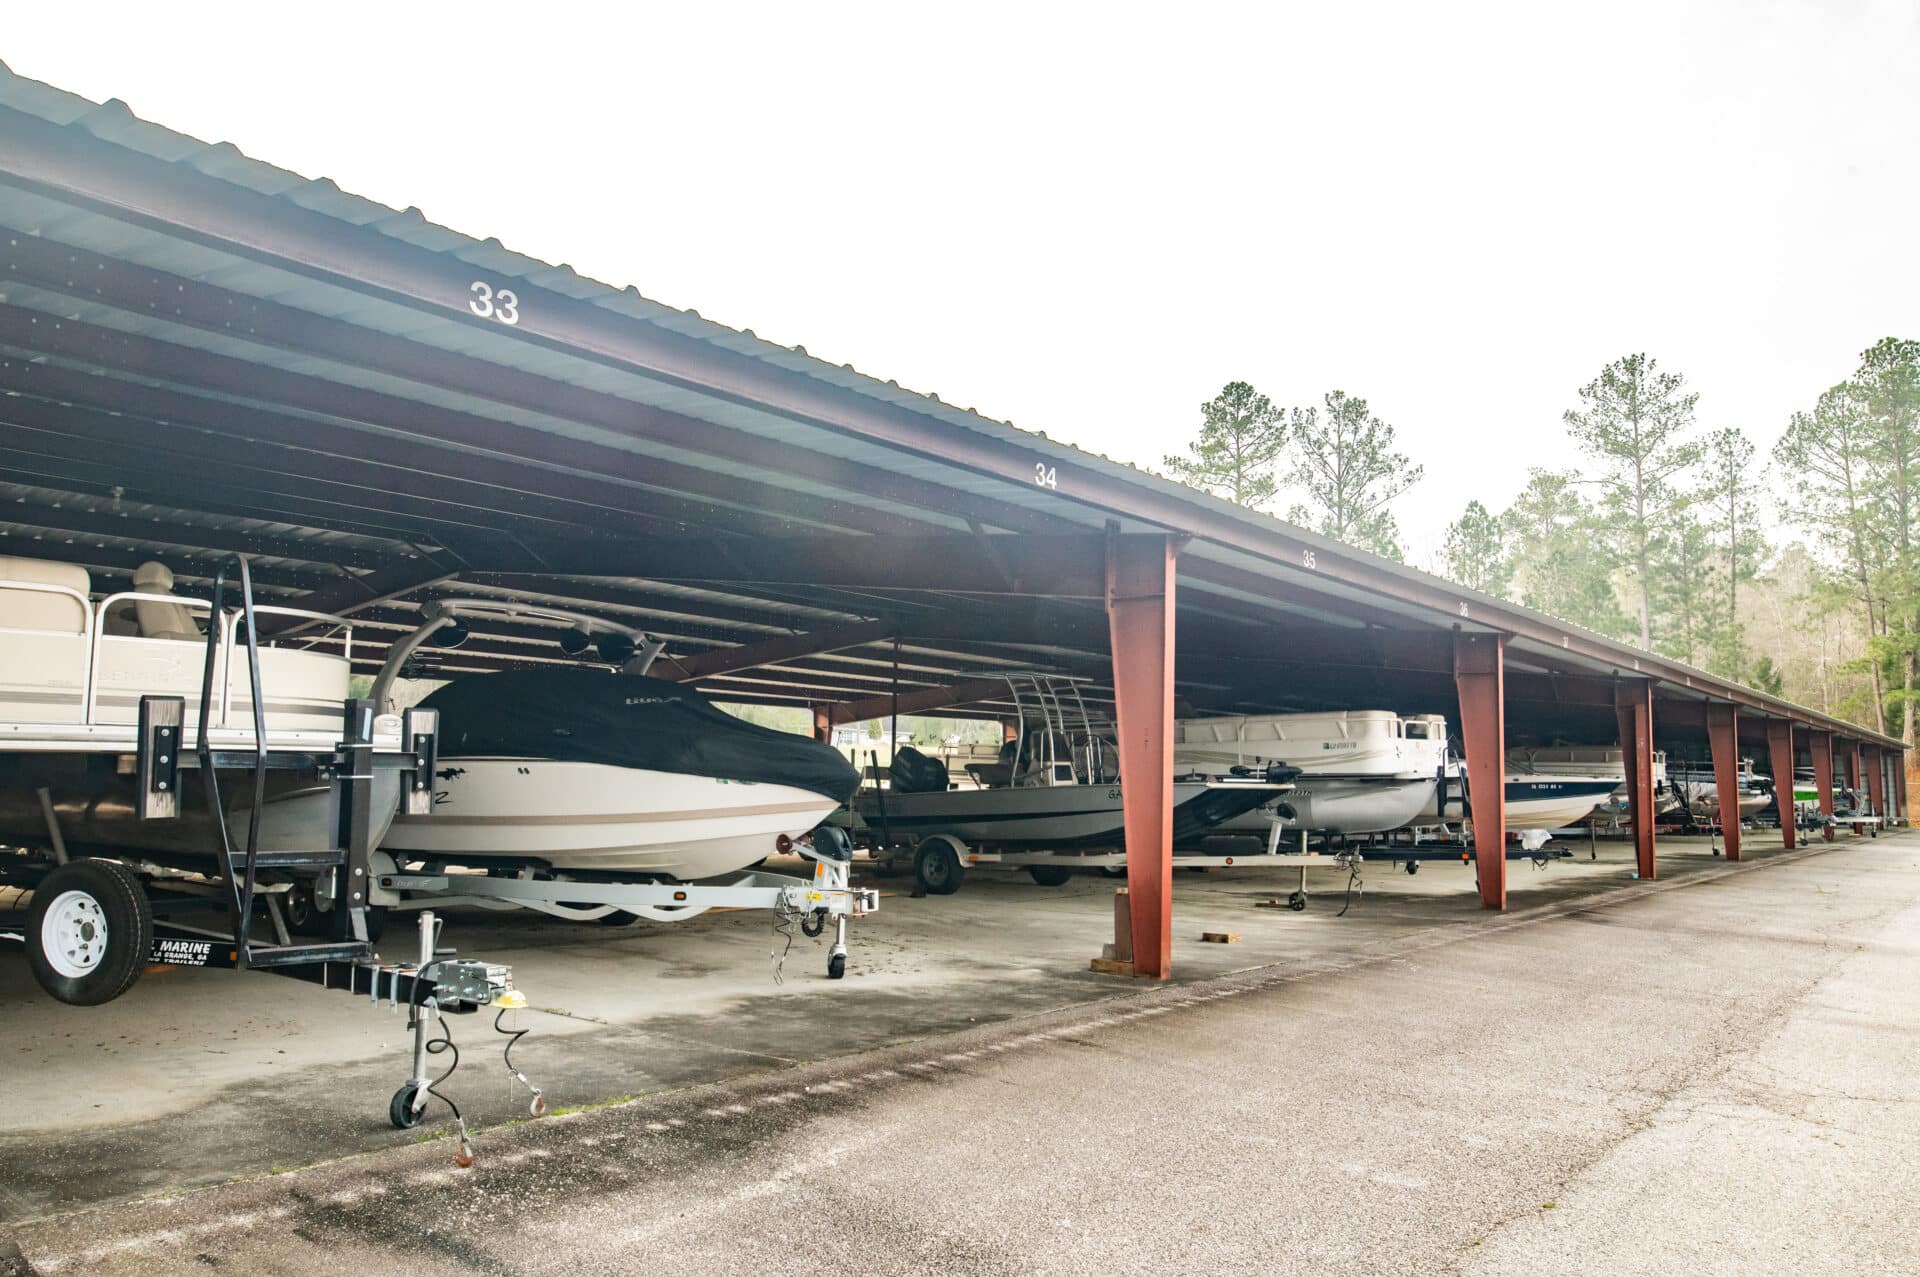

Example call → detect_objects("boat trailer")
370 828 879 981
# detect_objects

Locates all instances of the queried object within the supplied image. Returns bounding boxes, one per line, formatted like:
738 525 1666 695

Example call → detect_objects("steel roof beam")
263 558 459 633
656 621 898 682
0 322 822 538
0 495 407 568
0 225 1072 539
498 533 1115 597
0 401 591 543
0 448 483 546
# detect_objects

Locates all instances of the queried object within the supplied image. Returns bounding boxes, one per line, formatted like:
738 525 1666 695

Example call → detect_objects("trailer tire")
1098 865 1127 879
27 858 152 1006
828 952 847 979
1027 865 1073 887
913 837 966 896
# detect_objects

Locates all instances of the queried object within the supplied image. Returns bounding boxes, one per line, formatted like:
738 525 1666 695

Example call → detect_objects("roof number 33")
468 281 521 325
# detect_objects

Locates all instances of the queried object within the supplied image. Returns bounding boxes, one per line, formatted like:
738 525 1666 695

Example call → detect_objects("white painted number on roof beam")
468 281 521 326
1033 463 1057 490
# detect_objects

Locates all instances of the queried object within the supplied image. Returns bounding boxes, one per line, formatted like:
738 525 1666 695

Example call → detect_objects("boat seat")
0 555 90 633
131 561 202 641
965 761 1015 788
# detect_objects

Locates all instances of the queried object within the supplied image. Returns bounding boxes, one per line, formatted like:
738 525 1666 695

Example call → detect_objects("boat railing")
78 591 356 735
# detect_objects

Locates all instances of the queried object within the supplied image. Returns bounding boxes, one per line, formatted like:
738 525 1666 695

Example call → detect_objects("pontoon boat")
1173 710 1447 835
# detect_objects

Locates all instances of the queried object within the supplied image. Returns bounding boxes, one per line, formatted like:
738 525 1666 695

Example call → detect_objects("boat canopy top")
420 669 861 803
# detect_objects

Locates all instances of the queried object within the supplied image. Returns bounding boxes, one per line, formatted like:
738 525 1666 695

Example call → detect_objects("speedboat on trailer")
1422 761 1622 832
377 600 860 880
1508 745 1675 821
1173 710 1448 836
857 674 1290 890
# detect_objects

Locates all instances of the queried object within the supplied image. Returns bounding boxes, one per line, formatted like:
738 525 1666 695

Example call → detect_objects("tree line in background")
1161 341 1920 742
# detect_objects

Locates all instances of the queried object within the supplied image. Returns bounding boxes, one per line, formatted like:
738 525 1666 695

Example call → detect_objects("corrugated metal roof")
0 60 1899 746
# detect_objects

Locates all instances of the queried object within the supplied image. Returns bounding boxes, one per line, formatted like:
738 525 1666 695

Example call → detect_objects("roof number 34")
1033 463 1057 490
468 281 521 325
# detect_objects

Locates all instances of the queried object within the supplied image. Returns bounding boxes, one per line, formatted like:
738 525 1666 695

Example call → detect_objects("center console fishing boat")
856 675 1292 893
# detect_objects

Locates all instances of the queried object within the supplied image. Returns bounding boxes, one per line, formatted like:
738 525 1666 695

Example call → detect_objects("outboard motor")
889 745 951 795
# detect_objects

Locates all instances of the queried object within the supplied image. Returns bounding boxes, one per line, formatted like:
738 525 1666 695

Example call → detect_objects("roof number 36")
1033 463 1057 490
469 281 520 325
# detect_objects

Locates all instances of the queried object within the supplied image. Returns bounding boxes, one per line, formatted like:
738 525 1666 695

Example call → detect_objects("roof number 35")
468 281 520 325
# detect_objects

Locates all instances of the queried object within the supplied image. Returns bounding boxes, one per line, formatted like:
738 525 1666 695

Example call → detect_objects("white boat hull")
382 758 840 879
1424 775 1624 831
1216 776 1438 836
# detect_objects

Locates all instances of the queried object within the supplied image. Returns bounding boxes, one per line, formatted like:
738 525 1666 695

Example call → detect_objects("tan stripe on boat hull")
390 799 830 827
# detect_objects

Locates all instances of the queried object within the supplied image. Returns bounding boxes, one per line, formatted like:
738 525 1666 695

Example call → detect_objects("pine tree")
1162 382 1287 508
1699 427 1767 679
1502 469 1633 638
1440 500 1511 595
1854 338 1920 747
1563 354 1702 650
1775 381 1889 734
1282 390 1423 558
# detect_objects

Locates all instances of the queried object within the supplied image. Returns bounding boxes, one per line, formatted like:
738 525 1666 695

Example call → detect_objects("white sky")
7 1 1917 564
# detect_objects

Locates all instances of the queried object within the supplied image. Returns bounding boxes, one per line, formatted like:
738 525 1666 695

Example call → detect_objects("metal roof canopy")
0 62 1900 755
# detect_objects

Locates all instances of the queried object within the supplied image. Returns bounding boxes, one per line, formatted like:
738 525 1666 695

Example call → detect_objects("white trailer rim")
40 889 108 978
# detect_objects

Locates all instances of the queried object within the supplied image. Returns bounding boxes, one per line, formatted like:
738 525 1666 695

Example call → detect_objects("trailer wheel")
389 1083 424 1130
828 952 847 979
1287 891 1307 912
913 837 965 895
1028 865 1074 887
1404 860 1419 876
27 858 152 1006
1098 865 1127 879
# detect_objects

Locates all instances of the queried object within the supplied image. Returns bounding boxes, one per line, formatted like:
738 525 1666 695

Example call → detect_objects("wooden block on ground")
1089 957 1136 976
1255 898 1288 909
1199 931 1240 944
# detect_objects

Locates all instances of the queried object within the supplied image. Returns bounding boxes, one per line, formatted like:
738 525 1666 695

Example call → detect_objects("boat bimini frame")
368 597 877 981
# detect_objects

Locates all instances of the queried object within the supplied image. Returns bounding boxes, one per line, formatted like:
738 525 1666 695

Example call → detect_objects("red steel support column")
1614 681 1657 879
1810 730 1836 843
1866 746 1886 819
1766 719 1796 850
1848 744 1865 830
811 704 831 744
1706 702 1742 862
1107 535 1178 979
1453 632 1507 909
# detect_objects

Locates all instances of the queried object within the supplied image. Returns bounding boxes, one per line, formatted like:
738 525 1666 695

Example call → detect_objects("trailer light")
1224 857 1235 865
673 890 688 901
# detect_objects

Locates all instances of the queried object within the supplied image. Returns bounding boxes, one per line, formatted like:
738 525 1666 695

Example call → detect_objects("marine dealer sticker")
149 937 216 967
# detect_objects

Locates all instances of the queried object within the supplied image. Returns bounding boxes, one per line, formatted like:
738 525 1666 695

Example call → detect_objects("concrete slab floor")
0 826 1880 1230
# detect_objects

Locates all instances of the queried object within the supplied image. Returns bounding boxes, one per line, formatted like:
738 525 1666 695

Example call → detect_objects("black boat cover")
419 669 860 802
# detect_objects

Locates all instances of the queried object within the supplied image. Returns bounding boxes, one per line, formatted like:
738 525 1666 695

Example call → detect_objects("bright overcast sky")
7 2 1917 565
